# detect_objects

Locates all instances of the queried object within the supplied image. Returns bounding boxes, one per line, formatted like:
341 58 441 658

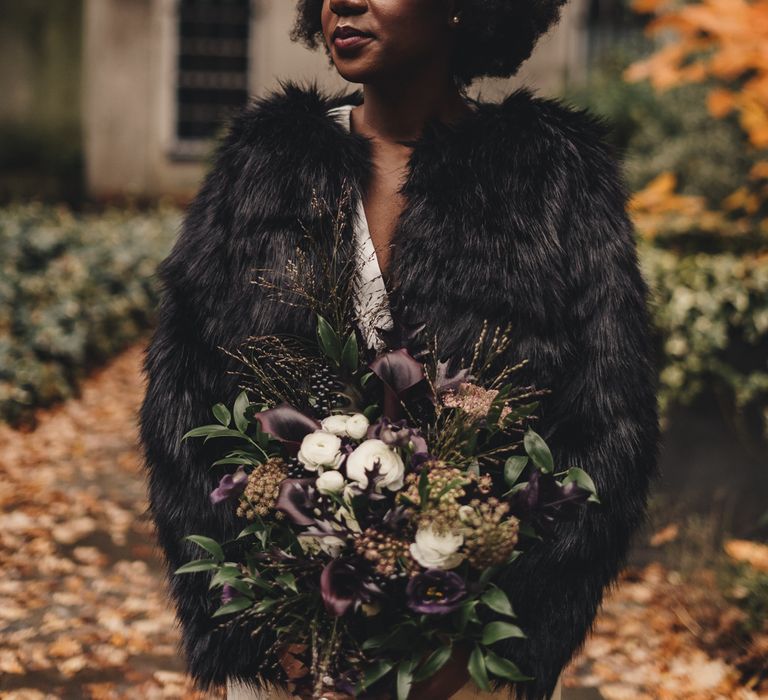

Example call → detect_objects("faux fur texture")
138 79 662 700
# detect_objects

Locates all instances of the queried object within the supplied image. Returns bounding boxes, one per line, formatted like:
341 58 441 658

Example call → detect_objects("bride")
138 0 660 698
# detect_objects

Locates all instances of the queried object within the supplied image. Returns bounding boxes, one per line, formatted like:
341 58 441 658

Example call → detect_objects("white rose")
409 526 464 570
345 438 405 491
345 413 370 440
297 430 342 472
321 414 349 436
316 470 345 495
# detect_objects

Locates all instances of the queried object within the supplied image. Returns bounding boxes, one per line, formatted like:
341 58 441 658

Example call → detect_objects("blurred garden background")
0 0 766 698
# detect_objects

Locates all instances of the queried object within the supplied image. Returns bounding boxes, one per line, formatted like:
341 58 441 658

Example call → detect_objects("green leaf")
209 565 242 588
480 586 516 618
275 572 299 594
413 644 453 683
233 391 250 433
468 645 490 692
236 522 265 540
396 659 416 700
212 597 253 617
341 330 359 374
254 598 278 613
485 650 534 681
203 428 255 442
453 599 479 633
503 456 528 487
316 314 342 364
221 578 256 599
184 535 225 562
417 468 430 508
360 370 375 386
363 403 380 421
358 659 395 692
502 480 528 498
517 522 543 541
173 559 219 574
523 428 554 472
182 424 232 440
212 403 231 427
563 467 598 495
481 621 526 645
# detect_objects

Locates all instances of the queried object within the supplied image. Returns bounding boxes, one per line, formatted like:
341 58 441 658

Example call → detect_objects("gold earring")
451 14 461 25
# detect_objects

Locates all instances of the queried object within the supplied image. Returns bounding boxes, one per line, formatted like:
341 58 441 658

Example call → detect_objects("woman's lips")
333 27 373 51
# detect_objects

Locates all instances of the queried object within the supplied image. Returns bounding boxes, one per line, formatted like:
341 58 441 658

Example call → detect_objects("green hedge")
641 244 768 437
0 204 180 425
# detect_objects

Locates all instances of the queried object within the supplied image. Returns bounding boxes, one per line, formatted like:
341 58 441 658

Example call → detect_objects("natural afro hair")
289 0 569 88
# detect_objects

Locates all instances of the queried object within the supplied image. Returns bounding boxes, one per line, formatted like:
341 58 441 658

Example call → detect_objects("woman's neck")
351 75 475 144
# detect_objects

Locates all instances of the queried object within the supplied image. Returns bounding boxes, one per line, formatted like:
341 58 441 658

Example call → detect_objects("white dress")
226 104 563 700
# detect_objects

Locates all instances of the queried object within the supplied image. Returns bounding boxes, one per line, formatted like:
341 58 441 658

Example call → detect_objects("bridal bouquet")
175 187 600 699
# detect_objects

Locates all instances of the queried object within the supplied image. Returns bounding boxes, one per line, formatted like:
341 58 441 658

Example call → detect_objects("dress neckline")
326 103 393 352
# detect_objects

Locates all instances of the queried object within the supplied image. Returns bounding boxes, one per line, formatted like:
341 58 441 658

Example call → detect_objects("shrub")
0 203 179 426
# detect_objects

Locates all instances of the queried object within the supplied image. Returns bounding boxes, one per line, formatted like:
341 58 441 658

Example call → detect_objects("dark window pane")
176 0 250 142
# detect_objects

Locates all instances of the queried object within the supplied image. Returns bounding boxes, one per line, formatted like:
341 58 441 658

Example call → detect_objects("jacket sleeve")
493 122 662 700
137 120 285 693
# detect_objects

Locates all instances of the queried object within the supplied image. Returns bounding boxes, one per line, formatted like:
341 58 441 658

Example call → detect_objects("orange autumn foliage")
623 0 768 240
624 0 768 149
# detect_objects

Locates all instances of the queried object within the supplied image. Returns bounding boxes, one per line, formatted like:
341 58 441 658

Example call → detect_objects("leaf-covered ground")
0 341 765 699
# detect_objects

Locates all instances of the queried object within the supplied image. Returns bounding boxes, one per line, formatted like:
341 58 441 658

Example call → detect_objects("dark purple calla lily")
320 558 381 617
369 348 425 398
369 349 430 420
406 569 467 614
210 467 248 505
506 468 592 535
275 478 318 526
253 403 320 453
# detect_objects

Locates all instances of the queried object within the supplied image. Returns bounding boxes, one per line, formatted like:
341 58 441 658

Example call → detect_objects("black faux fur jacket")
138 80 661 700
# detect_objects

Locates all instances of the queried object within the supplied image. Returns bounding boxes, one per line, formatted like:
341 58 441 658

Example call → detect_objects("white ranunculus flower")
345 438 405 491
345 413 370 440
297 430 342 472
409 526 465 570
316 469 345 495
321 414 350 436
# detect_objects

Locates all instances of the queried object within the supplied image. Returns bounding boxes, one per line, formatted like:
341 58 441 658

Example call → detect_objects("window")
175 0 250 151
